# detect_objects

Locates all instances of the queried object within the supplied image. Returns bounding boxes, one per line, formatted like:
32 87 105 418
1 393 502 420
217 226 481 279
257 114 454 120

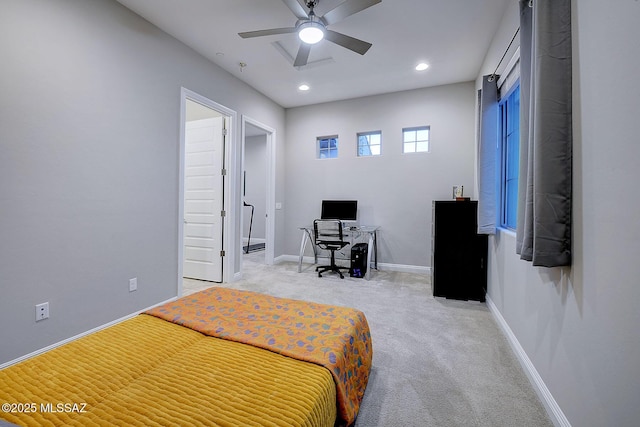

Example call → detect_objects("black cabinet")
431 200 487 302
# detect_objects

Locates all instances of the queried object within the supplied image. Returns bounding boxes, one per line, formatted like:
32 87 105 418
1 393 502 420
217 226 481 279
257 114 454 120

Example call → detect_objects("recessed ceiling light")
415 62 429 71
298 84 310 91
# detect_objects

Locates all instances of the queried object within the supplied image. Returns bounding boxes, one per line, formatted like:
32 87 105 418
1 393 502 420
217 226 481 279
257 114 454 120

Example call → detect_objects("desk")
298 225 379 280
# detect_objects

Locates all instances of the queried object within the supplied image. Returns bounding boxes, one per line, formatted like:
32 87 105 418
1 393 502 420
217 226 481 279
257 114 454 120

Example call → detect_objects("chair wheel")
318 273 322 277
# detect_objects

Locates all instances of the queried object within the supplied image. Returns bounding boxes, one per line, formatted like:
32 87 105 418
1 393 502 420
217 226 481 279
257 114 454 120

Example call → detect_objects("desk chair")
313 219 350 279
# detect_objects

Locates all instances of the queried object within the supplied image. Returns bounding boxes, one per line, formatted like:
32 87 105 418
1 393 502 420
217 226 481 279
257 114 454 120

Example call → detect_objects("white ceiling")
116 0 509 108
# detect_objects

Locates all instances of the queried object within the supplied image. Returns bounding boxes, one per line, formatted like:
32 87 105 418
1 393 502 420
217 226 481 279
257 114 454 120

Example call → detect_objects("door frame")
178 88 237 295
240 115 276 270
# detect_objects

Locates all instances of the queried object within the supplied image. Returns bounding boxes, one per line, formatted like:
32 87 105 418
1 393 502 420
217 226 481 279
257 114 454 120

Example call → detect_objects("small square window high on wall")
402 126 430 153
357 131 382 156
317 135 338 159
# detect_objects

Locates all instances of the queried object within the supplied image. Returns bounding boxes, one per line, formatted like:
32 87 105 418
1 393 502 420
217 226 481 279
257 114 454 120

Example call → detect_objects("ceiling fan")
238 0 381 67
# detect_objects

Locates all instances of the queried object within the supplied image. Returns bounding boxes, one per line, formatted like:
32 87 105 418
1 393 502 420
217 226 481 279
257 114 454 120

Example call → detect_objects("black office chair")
313 219 350 279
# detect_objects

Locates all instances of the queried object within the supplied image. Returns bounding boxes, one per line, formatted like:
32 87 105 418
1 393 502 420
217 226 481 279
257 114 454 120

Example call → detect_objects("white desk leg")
365 232 374 280
298 229 308 273
298 229 316 272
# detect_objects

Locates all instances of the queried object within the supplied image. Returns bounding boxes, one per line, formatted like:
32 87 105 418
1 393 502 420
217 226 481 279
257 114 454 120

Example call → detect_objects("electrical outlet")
35 302 49 322
129 277 137 292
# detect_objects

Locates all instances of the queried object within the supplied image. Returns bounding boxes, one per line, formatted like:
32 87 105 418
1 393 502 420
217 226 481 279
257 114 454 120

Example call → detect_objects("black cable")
244 201 254 254
488 27 520 83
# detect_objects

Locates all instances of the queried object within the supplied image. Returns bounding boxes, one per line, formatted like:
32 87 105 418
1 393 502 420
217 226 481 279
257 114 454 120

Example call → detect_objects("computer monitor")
321 200 358 222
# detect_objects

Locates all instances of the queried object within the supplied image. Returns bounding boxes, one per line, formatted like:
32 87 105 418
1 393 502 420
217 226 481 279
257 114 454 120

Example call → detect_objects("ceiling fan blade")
280 0 309 20
324 30 372 55
238 27 298 38
321 0 381 26
293 43 312 67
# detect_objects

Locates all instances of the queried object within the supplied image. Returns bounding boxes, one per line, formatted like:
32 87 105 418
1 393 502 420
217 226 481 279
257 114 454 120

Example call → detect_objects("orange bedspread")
145 287 373 426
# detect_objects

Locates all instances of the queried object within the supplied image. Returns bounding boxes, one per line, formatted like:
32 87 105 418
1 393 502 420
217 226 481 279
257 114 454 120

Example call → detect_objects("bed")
0 287 373 427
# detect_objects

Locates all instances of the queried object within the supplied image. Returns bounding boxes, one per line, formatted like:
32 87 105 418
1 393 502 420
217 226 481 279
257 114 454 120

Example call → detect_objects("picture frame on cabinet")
452 185 464 199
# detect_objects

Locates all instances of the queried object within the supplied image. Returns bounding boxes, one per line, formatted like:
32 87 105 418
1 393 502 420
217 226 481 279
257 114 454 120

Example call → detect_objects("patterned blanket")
145 287 373 426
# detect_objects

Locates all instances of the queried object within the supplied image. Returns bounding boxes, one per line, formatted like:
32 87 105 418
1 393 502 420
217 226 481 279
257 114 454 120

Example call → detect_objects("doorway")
178 88 237 294
241 116 276 269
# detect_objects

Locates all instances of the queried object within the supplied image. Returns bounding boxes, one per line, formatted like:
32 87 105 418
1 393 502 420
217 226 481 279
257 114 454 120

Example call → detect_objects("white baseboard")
376 262 430 275
0 297 178 370
274 254 294 264
486 296 571 427
275 254 430 275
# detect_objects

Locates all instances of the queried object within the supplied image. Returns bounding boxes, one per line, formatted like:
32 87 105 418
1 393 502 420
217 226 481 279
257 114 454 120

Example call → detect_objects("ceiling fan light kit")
238 0 381 68
298 20 324 44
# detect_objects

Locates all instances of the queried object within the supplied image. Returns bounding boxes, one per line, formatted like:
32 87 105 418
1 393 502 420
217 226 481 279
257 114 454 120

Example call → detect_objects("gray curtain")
516 0 572 267
477 75 500 235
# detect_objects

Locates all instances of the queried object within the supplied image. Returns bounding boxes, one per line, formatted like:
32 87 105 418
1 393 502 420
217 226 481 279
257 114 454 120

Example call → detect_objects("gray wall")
0 0 285 364
479 1 640 426
284 83 476 268
5 1 638 425
243 135 267 241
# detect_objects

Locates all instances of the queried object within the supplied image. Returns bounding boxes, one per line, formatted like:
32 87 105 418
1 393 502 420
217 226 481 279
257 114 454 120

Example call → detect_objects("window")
317 135 338 159
402 126 430 153
499 84 520 229
357 131 381 156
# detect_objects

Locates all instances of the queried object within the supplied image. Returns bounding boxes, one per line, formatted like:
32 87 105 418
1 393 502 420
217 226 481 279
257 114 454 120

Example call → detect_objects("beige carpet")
184 253 553 427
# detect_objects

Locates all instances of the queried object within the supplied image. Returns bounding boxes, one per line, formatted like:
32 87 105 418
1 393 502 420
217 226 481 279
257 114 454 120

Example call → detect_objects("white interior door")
183 116 225 282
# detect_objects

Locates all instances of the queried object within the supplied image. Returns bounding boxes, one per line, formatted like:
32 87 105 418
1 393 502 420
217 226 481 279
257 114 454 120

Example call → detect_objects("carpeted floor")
183 253 553 427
